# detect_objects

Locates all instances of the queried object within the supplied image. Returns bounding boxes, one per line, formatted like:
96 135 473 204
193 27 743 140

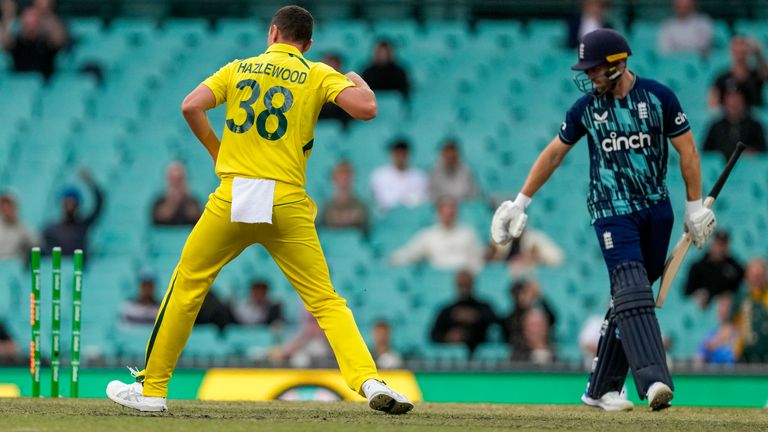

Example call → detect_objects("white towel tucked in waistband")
231 177 275 224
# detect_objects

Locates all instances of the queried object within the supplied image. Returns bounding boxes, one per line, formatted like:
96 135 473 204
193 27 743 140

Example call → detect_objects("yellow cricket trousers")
140 193 380 397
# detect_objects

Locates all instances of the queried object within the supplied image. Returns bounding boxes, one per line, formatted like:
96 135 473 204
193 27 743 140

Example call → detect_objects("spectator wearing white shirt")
486 227 565 274
370 140 428 212
657 0 713 56
390 198 484 273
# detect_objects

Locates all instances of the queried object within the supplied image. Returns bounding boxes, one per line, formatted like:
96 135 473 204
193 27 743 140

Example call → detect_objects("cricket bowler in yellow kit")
107 5 413 415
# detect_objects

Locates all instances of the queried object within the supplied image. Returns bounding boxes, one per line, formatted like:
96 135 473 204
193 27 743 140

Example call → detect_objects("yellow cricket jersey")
202 43 354 204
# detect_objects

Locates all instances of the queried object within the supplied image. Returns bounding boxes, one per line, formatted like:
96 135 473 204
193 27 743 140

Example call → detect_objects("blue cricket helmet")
571 29 632 71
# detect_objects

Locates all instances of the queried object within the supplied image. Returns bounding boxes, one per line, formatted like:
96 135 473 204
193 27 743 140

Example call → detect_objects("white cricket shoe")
581 391 634 412
361 379 414 415
647 382 673 411
106 381 167 412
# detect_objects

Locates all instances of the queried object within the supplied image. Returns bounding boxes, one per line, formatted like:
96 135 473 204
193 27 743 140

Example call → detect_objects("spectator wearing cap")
42 170 104 257
370 139 428 212
428 140 480 202
657 0 713 56
120 268 160 325
0 191 39 260
362 40 410 98
709 36 768 108
684 230 744 309
703 86 766 160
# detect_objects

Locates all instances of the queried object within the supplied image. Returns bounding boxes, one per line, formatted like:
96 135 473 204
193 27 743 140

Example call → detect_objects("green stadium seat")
224 326 275 358
68 18 104 42
473 343 510 362
475 263 513 313
182 324 231 359
412 268 457 311
108 18 159 43
420 343 469 362
148 226 192 257
113 324 154 357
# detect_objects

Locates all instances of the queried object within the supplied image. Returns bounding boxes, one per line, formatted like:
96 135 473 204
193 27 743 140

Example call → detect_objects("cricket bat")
656 142 747 308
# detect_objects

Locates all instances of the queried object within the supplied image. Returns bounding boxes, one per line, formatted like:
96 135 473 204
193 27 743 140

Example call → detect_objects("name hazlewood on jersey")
236 61 309 84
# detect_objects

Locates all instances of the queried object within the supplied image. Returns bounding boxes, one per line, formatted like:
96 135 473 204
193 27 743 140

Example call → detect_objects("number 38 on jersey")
226 79 294 141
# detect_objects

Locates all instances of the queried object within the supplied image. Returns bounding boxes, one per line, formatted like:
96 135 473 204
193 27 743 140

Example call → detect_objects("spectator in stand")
362 40 410 98
696 294 739 365
657 0 713 57
684 230 744 309
231 280 284 327
485 226 565 274
370 140 428 212
318 53 353 127
0 0 68 79
428 140 480 202
520 309 554 364
120 269 160 325
709 36 768 109
195 288 234 333
430 270 497 356
321 161 369 233
371 320 403 369
703 86 767 160
0 321 18 362
151 161 202 226
390 198 484 274
733 258 768 363
579 313 604 369
43 169 104 257
270 309 333 368
0 191 39 260
501 278 557 361
566 0 613 49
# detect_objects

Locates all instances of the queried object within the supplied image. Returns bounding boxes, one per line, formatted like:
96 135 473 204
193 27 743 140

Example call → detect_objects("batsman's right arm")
669 130 702 202
520 136 573 198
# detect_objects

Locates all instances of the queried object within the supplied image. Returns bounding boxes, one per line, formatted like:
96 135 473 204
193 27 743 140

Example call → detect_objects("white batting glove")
491 194 530 245
685 199 716 249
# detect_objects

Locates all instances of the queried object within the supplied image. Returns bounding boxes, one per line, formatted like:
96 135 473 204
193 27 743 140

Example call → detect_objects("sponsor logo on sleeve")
593 110 608 124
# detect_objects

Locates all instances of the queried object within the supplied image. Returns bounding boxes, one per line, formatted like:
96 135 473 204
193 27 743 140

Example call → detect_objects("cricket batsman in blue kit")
491 29 717 411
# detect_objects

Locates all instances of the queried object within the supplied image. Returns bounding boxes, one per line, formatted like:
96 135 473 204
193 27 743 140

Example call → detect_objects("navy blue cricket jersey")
558 75 691 222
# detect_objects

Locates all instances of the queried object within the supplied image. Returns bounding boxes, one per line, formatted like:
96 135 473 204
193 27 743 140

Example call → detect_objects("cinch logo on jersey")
601 131 651 152
237 62 308 84
674 112 687 125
